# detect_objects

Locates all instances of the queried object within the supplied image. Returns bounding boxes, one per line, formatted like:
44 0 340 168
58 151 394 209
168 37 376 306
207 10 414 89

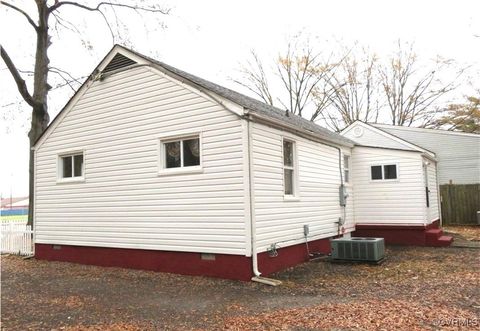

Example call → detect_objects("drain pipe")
246 114 282 286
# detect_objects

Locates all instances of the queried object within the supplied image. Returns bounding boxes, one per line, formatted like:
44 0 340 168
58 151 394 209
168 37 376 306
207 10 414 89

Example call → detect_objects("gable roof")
373 123 480 138
341 121 436 157
34 45 354 148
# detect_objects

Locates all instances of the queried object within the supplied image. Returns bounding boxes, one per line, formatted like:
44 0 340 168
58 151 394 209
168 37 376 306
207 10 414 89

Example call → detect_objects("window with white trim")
60 153 84 179
283 139 295 195
371 164 397 180
162 136 200 169
343 155 350 183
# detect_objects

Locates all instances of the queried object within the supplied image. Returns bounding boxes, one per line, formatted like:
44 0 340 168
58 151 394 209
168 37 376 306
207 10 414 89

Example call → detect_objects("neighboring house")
1 197 29 209
372 124 480 185
1 197 29 222
33 45 356 282
341 121 452 246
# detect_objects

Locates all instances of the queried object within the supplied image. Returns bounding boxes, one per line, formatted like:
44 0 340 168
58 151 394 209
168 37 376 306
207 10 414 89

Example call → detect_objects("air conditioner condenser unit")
331 237 385 262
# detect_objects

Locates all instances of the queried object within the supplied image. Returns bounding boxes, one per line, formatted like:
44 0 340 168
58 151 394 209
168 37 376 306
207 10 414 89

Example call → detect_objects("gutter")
245 112 282 286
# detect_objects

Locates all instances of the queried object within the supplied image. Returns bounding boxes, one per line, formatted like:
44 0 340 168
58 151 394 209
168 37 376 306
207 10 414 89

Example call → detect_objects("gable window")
162 136 200 170
371 164 397 181
59 153 84 179
343 155 350 183
283 139 296 196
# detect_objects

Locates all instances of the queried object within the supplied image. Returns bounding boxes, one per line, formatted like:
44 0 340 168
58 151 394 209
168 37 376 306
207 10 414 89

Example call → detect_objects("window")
283 140 295 196
343 155 350 183
60 153 84 179
162 136 200 169
371 164 397 181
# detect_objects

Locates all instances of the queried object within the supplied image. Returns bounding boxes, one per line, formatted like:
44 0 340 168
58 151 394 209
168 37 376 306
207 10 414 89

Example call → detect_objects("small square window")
384 164 397 179
371 165 383 180
371 164 397 181
162 136 200 169
60 153 84 179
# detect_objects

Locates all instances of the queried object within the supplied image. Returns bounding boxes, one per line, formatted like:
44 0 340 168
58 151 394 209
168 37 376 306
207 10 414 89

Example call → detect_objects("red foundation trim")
35 244 253 281
35 237 333 281
353 219 440 246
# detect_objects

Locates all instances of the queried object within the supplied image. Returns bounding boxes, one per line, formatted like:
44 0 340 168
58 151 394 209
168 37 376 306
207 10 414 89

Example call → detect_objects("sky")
1 0 479 197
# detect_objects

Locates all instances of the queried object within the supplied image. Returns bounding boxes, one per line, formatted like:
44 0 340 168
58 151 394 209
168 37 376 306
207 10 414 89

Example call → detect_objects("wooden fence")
440 184 480 225
1 221 34 256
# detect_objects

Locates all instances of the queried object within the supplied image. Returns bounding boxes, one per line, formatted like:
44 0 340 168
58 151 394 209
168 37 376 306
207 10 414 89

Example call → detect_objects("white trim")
281 138 299 199
158 132 203 175
343 153 351 186
242 120 252 257
56 150 86 183
342 121 435 157
369 163 399 182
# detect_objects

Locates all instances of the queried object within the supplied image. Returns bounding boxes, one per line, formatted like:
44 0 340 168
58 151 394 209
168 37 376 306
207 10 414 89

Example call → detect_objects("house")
371 124 480 185
341 121 452 246
33 45 356 282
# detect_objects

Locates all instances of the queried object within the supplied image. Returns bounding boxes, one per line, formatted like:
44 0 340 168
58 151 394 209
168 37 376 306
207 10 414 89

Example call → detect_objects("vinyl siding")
343 124 416 151
250 122 353 252
35 66 247 255
376 125 480 184
351 146 426 225
424 158 440 222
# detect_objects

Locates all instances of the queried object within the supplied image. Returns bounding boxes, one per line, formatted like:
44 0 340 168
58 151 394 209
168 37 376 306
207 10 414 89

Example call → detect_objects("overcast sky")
1 0 479 197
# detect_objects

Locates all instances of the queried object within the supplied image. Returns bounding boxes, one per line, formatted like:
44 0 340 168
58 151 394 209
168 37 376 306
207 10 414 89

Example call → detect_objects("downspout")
245 113 282 286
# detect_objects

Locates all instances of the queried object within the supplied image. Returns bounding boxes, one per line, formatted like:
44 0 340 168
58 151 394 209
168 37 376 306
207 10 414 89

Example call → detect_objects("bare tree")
1 0 169 226
378 41 463 127
233 37 341 120
429 94 480 133
317 46 381 131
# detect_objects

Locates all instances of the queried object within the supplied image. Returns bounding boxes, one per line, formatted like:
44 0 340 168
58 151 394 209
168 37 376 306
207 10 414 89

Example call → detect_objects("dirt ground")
1 229 479 330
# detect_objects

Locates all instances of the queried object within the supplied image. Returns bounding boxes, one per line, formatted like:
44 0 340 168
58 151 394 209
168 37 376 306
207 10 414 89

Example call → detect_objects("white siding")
351 146 426 225
375 125 480 184
424 159 440 222
35 66 247 255
342 123 416 151
250 122 353 252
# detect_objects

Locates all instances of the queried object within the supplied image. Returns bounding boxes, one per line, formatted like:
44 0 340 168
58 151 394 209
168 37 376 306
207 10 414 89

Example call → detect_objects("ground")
1 228 479 330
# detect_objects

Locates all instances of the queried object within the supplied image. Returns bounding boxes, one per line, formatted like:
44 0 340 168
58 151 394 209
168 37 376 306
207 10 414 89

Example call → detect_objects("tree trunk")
27 1 51 226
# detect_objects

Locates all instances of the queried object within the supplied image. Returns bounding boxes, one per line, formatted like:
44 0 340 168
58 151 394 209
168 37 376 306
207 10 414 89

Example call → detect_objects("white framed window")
283 139 296 196
371 164 398 181
343 155 350 183
58 152 84 182
159 134 202 175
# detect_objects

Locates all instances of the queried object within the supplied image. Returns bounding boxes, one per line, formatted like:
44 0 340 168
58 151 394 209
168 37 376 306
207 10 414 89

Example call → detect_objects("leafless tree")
378 42 463 127
234 37 341 120
1 0 169 226
317 46 381 131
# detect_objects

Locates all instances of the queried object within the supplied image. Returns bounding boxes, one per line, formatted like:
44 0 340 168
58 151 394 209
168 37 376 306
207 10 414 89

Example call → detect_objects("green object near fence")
440 184 480 225
0 215 28 222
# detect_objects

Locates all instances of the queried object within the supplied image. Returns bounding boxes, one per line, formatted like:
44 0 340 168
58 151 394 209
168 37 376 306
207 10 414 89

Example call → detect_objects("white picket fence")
1 221 34 256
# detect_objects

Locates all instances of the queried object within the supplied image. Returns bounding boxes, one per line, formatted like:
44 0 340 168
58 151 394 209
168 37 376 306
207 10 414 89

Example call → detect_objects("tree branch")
1 46 37 107
49 1 170 15
1 1 38 30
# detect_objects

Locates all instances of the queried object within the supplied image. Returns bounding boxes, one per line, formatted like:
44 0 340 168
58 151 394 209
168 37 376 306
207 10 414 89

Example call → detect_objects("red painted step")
430 235 454 247
425 229 442 239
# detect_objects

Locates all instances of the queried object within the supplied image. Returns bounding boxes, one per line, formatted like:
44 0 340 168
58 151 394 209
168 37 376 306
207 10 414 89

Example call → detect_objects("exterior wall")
342 123 416 151
351 146 426 226
250 122 353 253
375 125 480 184
35 66 247 255
424 158 440 222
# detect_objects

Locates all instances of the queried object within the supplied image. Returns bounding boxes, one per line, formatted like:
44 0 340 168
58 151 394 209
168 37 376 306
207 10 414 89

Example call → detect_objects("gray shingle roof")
126 47 354 147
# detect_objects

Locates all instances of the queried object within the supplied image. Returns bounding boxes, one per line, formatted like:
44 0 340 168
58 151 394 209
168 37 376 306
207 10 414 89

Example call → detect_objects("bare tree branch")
49 1 170 15
0 46 37 107
1 1 38 30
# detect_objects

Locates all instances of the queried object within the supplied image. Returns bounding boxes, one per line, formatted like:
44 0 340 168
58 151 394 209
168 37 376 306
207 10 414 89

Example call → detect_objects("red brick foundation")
353 219 441 246
35 237 332 281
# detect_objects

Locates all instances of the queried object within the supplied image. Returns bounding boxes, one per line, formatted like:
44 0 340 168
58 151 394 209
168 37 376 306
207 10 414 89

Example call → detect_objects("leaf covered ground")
1 241 479 330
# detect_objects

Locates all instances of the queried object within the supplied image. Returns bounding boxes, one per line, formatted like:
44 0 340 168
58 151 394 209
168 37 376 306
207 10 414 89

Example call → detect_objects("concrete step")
425 228 443 239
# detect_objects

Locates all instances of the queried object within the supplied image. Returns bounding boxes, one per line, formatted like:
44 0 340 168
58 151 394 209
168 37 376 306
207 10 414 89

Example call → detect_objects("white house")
341 121 452 246
33 45 356 282
372 124 480 185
